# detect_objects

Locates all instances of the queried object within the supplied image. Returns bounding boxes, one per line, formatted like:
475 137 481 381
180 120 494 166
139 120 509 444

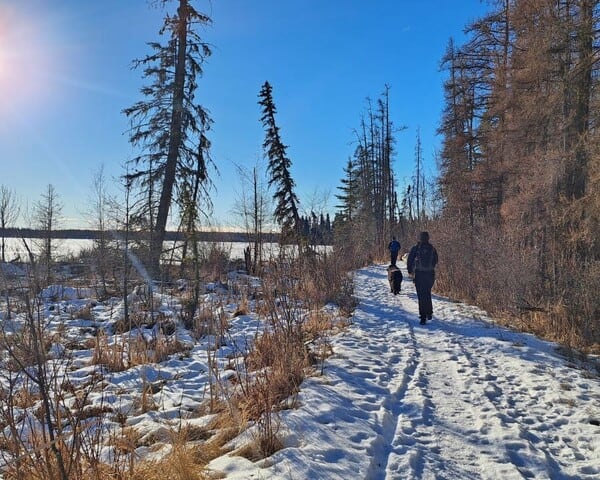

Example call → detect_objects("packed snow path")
353 266 599 480
209 264 600 479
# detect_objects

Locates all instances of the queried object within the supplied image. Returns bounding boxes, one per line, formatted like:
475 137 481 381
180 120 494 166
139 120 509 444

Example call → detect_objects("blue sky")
0 0 490 229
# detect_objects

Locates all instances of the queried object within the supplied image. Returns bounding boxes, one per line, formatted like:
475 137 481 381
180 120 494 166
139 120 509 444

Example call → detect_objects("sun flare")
0 4 60 118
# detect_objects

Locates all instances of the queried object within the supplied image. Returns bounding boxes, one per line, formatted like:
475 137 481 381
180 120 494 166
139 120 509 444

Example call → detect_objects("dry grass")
1 327 54 372
0 246 355 477
99 425 214 480
74 304 94 320
235 307 306 457
204 413 243 454
0 428 103 480
91 330 189 372
304 310 335 340
110 426 142 455
91 332 127 372
142 336 190 364
8 385 41 409
233 294 249 317
192 303 230 344
134 383 159 414
129 446 211 480
235 433 284 462
177 424 214 443
220 250 354 460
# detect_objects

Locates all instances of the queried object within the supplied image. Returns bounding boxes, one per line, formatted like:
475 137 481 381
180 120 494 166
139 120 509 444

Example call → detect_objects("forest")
434 0 599 349
337 0 599 351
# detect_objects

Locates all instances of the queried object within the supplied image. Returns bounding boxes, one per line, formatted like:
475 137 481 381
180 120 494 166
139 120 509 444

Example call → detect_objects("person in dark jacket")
388 236 401 266
407 231 438 325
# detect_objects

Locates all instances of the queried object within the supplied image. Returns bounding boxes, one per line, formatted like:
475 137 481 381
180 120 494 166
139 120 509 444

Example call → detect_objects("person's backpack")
415 244 435 272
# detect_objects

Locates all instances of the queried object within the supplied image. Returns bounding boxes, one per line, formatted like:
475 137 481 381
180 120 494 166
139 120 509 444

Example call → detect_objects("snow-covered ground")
210 263 600 479
1 262 599 479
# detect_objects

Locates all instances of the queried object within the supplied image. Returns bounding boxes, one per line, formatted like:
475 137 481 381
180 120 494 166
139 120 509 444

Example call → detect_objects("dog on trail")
387 264 403 295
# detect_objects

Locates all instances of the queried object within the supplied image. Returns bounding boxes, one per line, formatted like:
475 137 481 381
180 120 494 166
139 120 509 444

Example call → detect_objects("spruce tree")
123 0 213 276
258 81 300 241
335 158 361 223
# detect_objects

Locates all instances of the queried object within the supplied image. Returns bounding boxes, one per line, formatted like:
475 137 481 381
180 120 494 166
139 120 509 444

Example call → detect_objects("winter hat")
419 231 429 243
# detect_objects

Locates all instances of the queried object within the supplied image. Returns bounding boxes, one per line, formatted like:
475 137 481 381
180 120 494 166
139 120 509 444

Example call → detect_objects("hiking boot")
427 314 432 320
419 318 426 325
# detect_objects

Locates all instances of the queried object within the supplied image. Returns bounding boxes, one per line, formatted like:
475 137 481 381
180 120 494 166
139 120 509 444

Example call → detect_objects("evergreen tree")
258 81 300 241
335 158 361 223
123 0 213 276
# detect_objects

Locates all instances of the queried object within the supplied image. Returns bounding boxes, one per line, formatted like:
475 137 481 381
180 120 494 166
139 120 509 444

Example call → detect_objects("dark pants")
414 271 435 320
390 250 399 266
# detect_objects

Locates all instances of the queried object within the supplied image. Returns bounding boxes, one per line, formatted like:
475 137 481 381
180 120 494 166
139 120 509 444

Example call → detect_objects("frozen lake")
1 238 331 262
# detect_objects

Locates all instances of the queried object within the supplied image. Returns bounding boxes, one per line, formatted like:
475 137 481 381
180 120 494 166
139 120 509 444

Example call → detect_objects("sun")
0 4 58 118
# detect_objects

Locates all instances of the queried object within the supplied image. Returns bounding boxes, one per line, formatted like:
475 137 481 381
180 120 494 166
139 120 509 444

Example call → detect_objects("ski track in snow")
209 263 600 479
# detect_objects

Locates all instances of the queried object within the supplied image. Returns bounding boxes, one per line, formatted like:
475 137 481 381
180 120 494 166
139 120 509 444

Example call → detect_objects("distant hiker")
388 236 401 266
407 231 438 325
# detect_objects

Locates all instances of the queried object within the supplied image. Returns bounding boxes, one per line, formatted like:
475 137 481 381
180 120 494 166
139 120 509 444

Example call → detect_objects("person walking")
407 231 438 325
388 236 401 266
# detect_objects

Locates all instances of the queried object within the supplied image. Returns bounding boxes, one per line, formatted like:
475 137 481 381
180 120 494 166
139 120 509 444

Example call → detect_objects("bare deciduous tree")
0 185 20 263
233 162 272 274
32 184 63 287
87 165 115 297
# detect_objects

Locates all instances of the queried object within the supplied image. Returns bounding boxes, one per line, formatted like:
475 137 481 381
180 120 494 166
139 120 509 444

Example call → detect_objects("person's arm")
433 247 439 268
407 246 416 274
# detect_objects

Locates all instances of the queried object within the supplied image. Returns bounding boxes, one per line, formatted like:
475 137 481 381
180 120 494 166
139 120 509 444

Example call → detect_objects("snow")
41 284 94 300
208 263 600 479
1 261 599 479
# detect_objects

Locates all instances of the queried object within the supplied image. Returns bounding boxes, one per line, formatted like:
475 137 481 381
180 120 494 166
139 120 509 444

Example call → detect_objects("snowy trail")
354 264 600 480
209 264 600 479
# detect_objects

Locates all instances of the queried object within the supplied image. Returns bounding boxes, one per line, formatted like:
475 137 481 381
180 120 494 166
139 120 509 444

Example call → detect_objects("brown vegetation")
433 0 599 352
0 237 354 479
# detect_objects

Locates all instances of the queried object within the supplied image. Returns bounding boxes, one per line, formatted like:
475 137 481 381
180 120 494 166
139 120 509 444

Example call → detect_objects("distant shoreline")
0 228 284 244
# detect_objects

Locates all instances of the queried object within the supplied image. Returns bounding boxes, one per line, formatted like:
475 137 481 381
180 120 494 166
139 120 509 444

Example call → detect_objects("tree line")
433 0 599 348
332 0 599 349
